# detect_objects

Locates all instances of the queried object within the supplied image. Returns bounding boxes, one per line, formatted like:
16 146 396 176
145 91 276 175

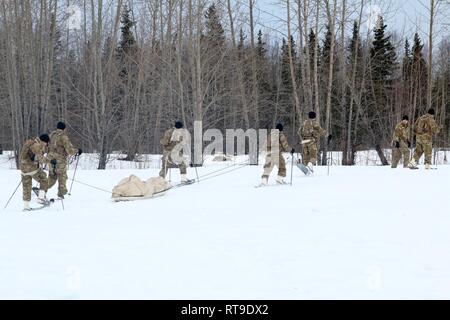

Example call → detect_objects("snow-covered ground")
1 148 448 170
0 153 449 299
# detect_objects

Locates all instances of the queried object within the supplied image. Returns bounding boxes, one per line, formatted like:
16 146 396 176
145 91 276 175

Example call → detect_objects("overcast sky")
64 0 449 45
250 0 449 43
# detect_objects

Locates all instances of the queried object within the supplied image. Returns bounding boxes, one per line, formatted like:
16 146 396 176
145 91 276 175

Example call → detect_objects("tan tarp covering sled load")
112 175 170 202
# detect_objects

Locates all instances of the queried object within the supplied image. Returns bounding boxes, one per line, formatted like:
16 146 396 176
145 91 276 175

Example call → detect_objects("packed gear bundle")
111 175 171 202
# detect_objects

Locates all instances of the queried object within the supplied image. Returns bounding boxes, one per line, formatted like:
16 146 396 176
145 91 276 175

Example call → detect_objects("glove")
327 134 333 143
50 159 57 166
30 154 35 162
290 148 295 155
77 148 83 156
407 141 411 148
394 141 400 148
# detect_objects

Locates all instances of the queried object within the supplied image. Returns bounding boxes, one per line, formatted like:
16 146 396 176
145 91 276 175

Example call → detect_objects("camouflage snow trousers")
413 136 433 165
47 162 69 198
22 169 48 201
159 153 187 178
391 141 410 168
302 142 318 165
262 152 286 179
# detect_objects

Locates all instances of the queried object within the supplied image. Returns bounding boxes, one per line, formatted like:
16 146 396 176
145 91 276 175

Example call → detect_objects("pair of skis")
255 161 313 188
254 181 290 188
151 179 196 196
159 179 196 193
408 164 438 170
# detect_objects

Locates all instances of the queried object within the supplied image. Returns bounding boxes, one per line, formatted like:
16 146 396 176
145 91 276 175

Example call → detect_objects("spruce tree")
256 30 266 60
370 16 397 84
204 4 225 49
411 33 428 110
256 30 270 94
117 6 138 79
308 28 317 77
348 21 363 69
280 36 296 92
402 39 412 82
118 7 137 59
369 16 398 165
116 6 140 160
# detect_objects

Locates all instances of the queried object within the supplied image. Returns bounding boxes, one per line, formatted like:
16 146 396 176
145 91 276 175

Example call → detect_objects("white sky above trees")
63 0 448 49
249 0 448 45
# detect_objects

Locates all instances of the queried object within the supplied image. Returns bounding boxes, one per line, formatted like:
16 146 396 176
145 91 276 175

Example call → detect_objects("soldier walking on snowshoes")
391 115 411 169
259 123 295 186
299 111 330 174
159 121 194 184
408 109 441 170
19 134 55 211
47 122 82 200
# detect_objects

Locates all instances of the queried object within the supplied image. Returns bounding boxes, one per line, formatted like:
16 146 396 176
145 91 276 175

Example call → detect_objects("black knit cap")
402 115 409 121
428 108 435 115
39 134 50 143
309 111 317 119
175 121 183 129
57 122 66 130
276 123 283 131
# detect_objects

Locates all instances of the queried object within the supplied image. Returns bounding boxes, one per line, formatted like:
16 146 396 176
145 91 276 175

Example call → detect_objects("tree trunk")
427 0 435 110
286 0 302 130
322 0 338 165
375 144 389 166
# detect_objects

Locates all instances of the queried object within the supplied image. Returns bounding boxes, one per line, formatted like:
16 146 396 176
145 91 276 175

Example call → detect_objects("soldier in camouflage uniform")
159 121 193 183
19 134 54 210
300 111 327 172
391 115 411 168
260 123 295 186
47 122 81 199
408 109 441 170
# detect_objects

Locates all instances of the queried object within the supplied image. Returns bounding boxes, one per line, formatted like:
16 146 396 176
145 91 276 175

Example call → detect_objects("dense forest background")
0 0 448 168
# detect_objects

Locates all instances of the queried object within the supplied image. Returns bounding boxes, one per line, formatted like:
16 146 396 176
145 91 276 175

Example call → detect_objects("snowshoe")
32 187 40 197
23 199 54 212
181 179 195 185
296 162 311 175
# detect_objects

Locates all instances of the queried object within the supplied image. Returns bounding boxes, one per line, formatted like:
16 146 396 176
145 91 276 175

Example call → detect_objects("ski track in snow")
1 159 450 299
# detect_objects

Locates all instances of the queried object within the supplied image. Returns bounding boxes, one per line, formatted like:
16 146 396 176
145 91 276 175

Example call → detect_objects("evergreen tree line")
0 0 448 168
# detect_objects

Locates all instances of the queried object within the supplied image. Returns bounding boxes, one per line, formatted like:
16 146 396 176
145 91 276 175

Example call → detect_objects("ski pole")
290 154 294 186
327 135 332 176
194 165 200 184
327 150 330 176
55 167 65 211
4 180 22 209
68 155 80 196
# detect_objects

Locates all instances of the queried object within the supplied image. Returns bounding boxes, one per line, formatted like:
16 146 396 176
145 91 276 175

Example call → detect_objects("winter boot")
23 201 31 212
181 174 194 184
259 177 268 186
408 159 419 170
37 190 47 204
425 164 431 170
276 175 287 185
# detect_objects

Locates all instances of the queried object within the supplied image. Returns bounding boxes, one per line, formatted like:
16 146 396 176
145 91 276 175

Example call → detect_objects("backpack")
415 116 430 135
301 120 314 138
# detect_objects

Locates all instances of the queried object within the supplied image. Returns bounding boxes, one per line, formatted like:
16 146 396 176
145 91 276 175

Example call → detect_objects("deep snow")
0 156 449 299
